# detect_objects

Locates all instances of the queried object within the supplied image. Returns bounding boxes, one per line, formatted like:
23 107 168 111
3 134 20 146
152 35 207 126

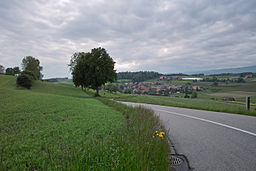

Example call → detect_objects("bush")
16 74 32 89
191 91 197 98
21 70 37 80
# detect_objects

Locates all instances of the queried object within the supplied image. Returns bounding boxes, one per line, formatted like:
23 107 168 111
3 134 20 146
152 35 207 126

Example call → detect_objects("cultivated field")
0 75 170 170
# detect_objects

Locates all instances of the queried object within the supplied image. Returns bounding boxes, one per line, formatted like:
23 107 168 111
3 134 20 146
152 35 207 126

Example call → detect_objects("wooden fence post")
246 96 250 110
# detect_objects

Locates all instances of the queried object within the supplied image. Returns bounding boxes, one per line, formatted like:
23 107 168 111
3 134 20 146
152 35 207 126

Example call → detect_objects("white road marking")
156 108 256 137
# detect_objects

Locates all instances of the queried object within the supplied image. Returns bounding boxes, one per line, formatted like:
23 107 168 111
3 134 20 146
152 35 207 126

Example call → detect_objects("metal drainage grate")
171 156 183 166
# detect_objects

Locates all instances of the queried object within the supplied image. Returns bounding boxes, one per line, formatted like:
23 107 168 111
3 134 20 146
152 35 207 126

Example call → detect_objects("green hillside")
0 75 170 170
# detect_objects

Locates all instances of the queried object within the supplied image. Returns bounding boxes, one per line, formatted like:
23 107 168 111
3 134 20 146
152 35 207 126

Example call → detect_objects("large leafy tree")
71 47 117 96
21 56 43 80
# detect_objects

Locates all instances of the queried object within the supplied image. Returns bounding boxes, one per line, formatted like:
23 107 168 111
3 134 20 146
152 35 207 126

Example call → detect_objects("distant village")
117 76 204 96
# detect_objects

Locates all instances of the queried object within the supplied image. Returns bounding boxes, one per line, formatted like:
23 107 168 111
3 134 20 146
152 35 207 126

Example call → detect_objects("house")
245 74 253 78
169 85 179 90
192 86 202 91
159 76 165 80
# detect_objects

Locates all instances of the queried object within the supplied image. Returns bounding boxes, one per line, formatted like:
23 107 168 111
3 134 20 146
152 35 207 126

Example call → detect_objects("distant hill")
190 65 256 75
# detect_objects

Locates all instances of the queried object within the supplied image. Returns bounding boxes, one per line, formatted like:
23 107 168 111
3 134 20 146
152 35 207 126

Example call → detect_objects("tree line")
118 71 161 82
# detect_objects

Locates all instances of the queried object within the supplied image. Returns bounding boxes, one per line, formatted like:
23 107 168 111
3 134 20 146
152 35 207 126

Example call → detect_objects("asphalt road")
120 102 256 171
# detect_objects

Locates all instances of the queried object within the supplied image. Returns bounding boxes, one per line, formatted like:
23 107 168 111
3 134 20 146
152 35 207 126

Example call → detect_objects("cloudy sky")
0 0 255 78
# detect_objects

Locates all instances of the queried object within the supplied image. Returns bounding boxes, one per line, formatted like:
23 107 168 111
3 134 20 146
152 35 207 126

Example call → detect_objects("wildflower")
159 134 164 138
155 131 158 133
153 136 155 138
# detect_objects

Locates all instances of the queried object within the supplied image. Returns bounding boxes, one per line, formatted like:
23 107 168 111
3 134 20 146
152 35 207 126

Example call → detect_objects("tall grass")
97 97 171 170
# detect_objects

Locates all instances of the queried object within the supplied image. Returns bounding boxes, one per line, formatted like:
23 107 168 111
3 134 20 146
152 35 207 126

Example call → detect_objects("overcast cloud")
0 0 255 78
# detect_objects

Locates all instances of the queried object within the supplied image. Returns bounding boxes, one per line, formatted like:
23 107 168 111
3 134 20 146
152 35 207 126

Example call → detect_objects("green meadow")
0 75 170 170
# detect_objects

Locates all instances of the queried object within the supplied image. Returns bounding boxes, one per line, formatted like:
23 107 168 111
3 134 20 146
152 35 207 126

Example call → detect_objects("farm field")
0 75 170 170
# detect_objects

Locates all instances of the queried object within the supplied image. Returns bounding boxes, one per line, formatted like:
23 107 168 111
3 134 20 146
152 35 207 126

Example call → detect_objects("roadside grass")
0 75 170 170
96 98 170 170
117 95 256 116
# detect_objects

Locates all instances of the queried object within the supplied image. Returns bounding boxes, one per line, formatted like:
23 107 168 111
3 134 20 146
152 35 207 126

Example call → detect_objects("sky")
0 0 255 78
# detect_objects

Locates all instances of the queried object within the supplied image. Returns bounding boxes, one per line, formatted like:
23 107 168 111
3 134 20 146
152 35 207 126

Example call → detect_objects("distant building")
192 86 203 91
159 76 165 80
245 74 253 78
181 78 203 81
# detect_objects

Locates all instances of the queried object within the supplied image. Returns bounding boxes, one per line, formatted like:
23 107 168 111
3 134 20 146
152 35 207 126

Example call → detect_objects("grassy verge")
117 95 256 116
0 75 170 170
96 98 171 170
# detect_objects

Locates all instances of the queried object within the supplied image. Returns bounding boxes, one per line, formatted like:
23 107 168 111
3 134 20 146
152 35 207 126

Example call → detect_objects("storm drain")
171 156 183 166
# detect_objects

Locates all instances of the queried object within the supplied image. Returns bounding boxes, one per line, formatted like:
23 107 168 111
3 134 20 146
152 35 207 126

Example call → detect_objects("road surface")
121 102 256 171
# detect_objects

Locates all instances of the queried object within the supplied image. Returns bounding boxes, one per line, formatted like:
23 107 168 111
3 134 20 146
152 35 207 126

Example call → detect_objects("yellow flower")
155 131 158 133
160 132 165 135
159 134 163 138
153 136 155 138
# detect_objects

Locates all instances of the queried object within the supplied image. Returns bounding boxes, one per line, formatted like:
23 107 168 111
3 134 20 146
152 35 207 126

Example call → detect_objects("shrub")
21 70 37 80
16 74 32 89
191 91 197 98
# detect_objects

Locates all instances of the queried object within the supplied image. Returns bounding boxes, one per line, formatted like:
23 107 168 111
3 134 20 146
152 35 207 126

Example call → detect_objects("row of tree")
0 66 21 75
118 71 160 82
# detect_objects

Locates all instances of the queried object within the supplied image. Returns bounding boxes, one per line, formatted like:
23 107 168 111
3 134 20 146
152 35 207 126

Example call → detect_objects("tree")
22 56 43 80
191 91 197 98
0 65 4 74
104 83 119 93
237 77 245 83
124 88 132 94
5 68 15 75
71 47 117 96
212 81 218 86
5 66 20 76
68 52 81 72
184 87 190 98
13 67 20 75
21 70 37 80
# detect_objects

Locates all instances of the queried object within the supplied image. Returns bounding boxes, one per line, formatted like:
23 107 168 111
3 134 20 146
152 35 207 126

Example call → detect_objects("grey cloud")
0 0 255 78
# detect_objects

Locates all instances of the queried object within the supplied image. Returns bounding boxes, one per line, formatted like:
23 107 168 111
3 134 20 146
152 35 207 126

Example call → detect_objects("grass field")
0 75 170 170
